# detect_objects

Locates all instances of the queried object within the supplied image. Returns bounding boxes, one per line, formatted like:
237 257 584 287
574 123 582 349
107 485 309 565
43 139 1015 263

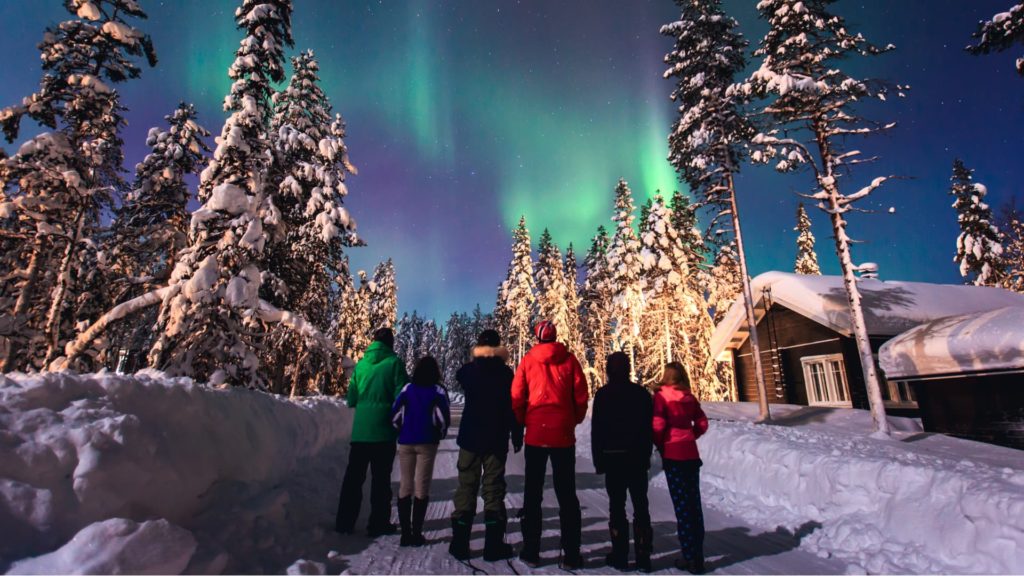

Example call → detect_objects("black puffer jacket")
591 378 654 473
456 345 524 454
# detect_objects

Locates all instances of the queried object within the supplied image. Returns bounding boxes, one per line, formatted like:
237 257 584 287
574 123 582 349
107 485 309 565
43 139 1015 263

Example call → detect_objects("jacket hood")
527 341 569 364
361 341 396 365
472 345 509 362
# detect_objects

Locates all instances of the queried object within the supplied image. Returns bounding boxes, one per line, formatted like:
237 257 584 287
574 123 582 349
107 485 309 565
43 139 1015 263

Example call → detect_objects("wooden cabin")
709 272 1024 417
880 306 1024 450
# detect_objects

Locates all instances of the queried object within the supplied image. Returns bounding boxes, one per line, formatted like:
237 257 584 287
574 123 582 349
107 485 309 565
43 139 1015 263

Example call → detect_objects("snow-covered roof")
879 306 1024 380
710 271 1024 359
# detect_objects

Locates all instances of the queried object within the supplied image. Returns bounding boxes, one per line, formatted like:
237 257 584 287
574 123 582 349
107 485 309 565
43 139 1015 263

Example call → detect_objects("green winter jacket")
347 341 409 443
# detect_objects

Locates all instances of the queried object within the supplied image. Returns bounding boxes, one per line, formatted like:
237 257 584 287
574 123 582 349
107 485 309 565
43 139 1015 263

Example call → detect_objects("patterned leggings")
664 458 705 561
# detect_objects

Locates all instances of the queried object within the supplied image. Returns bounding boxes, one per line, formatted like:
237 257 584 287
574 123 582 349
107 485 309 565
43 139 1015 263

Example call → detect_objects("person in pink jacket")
652 362 709 574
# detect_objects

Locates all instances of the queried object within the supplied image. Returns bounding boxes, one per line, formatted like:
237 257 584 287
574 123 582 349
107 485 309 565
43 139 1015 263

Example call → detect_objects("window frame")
801 353 853 408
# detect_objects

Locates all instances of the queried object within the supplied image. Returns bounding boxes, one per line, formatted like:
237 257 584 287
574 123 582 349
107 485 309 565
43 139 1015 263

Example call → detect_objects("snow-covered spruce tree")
794 203 821 275
0 0 157 371
442 312 472 390
738 0 908 436
997 201 1024 292
562 243 584 359
534 229 572 344
580 225 614 389
368 258 397 332
968 3 1024 77
605 179 646 372
662 0 769 415
950 160 1005 287
264 50 361 394
499 216 536 363
393 311 412 369
100 103 210 368
637 195 691 386
146 0 299 387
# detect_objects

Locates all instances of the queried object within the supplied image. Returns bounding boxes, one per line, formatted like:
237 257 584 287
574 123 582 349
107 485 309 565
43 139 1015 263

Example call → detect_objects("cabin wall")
910 374 1024 450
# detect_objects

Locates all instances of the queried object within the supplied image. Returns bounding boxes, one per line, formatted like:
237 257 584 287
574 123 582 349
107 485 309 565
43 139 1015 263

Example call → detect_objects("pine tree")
950 160 1005 287
147 0 296 387
534 229 572 345
0 0 157 371
605 179 645 370
740 0 908 435
581 225 614 390
368 258 397 332
968 3 1024 77
662 0 767 415
562 244 584 359
498 216 536 363
794 203 821 275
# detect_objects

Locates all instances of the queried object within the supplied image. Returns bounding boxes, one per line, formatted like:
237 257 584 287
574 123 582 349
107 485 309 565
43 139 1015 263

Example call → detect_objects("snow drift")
687 403 1024 574
0 371 352 571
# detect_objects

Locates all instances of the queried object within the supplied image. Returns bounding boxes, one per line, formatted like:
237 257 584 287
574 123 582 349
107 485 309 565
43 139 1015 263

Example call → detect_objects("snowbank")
0 371 352 571
685 403 1024 574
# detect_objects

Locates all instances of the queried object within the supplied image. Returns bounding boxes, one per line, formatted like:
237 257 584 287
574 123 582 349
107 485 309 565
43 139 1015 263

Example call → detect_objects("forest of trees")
1 0 1022 416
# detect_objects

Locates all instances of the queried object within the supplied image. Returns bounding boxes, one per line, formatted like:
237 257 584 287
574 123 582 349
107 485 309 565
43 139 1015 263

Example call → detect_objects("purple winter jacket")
390 382 451 445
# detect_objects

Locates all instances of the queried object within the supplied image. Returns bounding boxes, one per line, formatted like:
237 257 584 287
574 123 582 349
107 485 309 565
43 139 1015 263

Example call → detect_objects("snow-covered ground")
2 374 1022 574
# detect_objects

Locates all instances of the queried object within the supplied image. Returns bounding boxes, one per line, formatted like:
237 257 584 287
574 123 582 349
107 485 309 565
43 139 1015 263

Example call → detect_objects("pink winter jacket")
652 386 708 461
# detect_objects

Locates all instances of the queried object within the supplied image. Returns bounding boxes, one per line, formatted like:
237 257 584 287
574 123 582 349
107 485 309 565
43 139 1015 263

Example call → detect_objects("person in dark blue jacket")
390 356 451 547
448 329 523 561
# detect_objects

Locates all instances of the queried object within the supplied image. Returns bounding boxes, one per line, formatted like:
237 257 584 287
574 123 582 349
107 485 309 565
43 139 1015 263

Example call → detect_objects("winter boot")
448 514 472 560
673 556 705 575
558 507 584 570
604 519 629 570
634 520 653 573
518 509 542 567
397 496 414 547
411 497 429 546
483 512 514 561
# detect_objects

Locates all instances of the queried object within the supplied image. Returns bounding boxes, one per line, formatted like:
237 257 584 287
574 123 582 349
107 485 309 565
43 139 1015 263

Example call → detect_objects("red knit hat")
534 320 557 343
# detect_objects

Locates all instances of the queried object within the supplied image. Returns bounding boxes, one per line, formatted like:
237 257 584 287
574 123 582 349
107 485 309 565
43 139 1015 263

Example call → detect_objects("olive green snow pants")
451 449 508 520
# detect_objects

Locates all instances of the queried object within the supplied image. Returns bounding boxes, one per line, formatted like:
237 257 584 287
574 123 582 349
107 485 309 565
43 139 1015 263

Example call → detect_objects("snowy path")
259 407 846 575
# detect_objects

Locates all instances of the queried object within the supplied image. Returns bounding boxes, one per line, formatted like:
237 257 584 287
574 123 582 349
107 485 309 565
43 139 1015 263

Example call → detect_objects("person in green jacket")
335 328 409 536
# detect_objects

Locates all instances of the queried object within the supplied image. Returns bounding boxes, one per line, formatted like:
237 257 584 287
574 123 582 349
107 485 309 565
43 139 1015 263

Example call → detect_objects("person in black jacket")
449 329 524 561
591 351 654 572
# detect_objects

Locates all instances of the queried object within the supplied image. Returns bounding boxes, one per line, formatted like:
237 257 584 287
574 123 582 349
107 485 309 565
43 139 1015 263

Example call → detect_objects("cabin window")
875 355 918 408
801 354 852 407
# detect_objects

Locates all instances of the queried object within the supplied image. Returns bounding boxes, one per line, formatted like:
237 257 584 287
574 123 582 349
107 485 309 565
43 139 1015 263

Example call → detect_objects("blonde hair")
663 362 691 391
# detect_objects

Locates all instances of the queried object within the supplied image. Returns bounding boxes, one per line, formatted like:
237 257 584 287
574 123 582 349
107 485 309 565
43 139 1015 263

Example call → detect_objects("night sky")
1 1 1022 321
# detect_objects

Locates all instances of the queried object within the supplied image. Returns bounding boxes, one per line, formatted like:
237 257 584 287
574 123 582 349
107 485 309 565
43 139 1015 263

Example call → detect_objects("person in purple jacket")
390 356 452 546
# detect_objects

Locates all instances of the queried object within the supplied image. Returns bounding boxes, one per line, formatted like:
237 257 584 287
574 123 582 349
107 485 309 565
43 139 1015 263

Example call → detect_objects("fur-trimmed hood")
472 345 509 362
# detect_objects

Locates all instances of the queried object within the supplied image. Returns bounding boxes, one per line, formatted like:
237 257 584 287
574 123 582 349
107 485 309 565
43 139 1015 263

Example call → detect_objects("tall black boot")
559 508 584 570
483 512 514 561
448 514 472 560
633 520 653 573
518 509 541 566
411 497 429 547
605 519 629 570
397 496 413 547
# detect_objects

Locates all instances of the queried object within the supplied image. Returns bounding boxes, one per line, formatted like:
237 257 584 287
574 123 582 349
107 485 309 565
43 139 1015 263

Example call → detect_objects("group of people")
334 321 709 574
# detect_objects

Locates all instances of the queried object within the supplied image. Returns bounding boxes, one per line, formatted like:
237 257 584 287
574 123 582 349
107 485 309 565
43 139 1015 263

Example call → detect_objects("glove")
512 438 523 453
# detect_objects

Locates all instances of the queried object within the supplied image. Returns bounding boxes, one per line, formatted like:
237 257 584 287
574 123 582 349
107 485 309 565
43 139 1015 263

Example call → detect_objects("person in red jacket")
653 361 709 575
511 320 588 569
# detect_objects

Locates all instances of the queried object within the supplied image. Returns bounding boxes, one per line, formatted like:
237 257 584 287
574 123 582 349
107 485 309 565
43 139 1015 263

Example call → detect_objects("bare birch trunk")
725 173 771 422
815 128 890 437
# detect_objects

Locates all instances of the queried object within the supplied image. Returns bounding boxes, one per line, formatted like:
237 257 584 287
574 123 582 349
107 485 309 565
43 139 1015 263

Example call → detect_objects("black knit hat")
477 329 501 347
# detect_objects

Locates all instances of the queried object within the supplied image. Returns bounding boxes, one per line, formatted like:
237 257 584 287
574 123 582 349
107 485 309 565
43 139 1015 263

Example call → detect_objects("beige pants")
397 443 439 499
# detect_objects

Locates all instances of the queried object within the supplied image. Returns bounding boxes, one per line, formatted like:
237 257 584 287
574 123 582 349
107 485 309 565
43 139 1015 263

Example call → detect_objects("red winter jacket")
511 342 588 448
652 386 708 461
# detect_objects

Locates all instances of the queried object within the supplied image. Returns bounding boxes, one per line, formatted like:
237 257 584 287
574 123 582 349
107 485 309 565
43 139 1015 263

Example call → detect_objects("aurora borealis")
1 1 1022 321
